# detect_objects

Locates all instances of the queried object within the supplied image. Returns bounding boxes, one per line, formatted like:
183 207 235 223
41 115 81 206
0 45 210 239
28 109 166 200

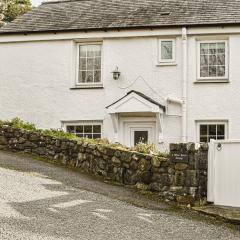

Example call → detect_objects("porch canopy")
106 90 166 143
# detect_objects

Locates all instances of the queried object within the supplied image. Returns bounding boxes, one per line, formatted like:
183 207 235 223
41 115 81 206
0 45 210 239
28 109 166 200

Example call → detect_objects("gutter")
0 22 239 36
182 27 188 143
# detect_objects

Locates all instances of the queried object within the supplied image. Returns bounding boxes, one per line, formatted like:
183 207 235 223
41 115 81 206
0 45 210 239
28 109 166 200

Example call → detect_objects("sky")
31 0 43 6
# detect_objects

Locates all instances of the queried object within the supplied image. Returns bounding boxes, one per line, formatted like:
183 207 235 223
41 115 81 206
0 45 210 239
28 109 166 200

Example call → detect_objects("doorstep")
193 205 240 224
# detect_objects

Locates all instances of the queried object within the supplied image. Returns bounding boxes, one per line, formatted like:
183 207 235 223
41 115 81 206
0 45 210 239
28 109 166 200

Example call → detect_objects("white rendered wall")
0 36 182 147
1 30 240 145
187 35 240 142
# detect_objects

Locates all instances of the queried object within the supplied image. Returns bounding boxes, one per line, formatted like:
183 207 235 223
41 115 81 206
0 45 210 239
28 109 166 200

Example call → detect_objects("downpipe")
182 27 188 143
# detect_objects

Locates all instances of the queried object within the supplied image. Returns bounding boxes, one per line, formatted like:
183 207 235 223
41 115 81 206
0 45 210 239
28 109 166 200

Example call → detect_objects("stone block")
175 163 188 171
174 171 185 186
185 170 198 187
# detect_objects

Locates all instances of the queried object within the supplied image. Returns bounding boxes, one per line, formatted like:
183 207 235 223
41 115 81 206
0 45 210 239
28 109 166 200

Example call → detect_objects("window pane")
200 43 208 54
200 125 207 135
79 46 87 57
161 41 173 60
209 55 217 66
217 54 225 65
87 58 94 70
93 125 101 133
84 134 92 138
200 136 208 142
209 66 217 77
94 71 101 82
217 135 225 140
84 125 92 133
200 66 209 77
94 57 101 70
86 71 93 82
217 125 225 135
66 126 75 133
93 134 101 139
76 133 84 138
209 43 216 54
217 66 225 77
76 126 83 133
209 125 217 135
80 58 86 70
200 55 208 66
217 42 225 53
79 71 86 83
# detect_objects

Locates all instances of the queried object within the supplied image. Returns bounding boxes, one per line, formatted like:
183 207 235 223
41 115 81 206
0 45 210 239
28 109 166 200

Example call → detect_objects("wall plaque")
171 152 189 163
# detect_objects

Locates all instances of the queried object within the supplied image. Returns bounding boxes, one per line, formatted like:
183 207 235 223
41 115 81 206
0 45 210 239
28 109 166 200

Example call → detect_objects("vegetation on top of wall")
0 118 169 157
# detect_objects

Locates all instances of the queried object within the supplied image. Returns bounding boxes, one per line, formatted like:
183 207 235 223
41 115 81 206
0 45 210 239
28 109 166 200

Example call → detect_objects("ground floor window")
65 122 102 139
197 121 227 142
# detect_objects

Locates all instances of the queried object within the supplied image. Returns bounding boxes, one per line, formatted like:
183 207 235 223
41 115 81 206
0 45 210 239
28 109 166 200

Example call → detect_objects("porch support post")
110 113 119 142
156 113 164 143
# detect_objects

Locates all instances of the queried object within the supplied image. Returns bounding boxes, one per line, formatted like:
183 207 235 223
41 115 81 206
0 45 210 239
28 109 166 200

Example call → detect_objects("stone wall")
0 125 208 205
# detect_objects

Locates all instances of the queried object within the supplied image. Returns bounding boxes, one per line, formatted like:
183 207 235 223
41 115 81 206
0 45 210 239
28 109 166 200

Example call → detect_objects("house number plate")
171 153 189 163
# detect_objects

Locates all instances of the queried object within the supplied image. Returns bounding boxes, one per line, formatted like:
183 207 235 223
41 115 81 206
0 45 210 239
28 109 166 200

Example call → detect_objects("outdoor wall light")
112 66 121 80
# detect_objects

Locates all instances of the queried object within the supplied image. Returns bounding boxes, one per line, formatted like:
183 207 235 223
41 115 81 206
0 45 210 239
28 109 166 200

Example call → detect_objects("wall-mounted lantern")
112 66 121 80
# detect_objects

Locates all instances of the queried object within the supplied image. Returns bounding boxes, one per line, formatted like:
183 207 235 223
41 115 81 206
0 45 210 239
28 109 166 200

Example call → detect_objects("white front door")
130 127 154 146
123 121 156 147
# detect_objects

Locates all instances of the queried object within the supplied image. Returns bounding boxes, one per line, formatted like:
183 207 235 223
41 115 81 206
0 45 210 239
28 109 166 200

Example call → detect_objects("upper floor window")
158 39 175 64
77 44 102 84
198 40 228 81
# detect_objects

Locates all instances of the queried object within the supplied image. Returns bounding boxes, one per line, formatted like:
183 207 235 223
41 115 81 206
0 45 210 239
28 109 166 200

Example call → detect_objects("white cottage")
0 0 240 150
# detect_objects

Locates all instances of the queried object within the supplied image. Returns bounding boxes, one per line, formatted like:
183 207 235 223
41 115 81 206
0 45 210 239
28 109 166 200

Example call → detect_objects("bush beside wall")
0 125 208 205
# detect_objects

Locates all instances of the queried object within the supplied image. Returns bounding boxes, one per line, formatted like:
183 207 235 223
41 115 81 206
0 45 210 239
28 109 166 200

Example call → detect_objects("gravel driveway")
0 151 239 240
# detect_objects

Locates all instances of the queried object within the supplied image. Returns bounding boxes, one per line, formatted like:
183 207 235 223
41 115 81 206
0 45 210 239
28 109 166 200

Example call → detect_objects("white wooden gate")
208 140 240 207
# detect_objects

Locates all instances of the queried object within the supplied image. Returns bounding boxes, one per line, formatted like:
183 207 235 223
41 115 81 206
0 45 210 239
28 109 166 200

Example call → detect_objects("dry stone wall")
0 125 208 205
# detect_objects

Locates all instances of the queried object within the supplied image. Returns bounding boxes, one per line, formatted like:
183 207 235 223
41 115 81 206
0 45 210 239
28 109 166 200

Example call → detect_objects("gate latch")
217 143 222 151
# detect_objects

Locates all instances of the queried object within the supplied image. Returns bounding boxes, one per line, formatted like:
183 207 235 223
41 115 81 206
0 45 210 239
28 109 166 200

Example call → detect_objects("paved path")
0 151 239 240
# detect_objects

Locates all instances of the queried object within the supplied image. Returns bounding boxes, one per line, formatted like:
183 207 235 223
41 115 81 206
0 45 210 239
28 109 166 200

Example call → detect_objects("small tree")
0 0 32 26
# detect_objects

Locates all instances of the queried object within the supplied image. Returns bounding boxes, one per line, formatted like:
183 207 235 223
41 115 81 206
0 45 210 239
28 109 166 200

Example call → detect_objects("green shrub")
0 117 36 131
0 118 168 156
132 142 169 157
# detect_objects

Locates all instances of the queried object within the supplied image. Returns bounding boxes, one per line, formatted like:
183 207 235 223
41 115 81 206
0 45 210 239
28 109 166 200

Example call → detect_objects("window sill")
194 79 229 84
156 62 177 66
70 83 104 89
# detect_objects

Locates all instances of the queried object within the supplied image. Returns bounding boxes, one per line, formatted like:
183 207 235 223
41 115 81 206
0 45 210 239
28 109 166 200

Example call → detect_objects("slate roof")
1 0 240 34
106 90 166 112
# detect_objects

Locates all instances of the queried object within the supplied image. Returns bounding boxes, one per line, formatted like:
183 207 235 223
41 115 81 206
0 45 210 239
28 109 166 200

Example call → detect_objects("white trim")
196 39 229 81
75 42 103 87
107 92 163 114
158 38 176 64
195 120 229 142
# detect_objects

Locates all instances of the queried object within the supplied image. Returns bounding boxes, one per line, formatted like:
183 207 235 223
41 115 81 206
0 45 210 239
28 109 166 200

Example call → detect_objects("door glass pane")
134 131 148 145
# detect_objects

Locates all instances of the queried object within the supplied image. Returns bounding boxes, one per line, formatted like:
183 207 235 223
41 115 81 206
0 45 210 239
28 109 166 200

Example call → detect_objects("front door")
123 121 156 147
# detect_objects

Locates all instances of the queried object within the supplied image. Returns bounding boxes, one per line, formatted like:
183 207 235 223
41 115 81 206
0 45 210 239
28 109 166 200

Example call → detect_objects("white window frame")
197 40 229 81
158 39 176 64
196 120 228 143
62 121 103 139
76 42 103 88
